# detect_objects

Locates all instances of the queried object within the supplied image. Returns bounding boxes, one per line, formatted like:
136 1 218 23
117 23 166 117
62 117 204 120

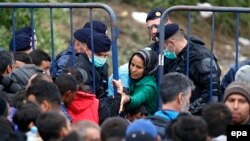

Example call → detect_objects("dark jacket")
2 64 44 94
72 53 109 98
0 75 3 85
164 41 221 115
149 34 205 53
149 34 206 83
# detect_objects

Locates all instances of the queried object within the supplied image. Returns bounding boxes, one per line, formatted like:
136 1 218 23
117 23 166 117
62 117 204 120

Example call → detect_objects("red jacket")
68 91 99 124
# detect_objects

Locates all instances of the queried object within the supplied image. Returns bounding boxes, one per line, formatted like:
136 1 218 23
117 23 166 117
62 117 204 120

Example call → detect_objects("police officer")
73 32 111 99
51 21 107 78
51 28 89 78
9 33 33 54
161 23 221 115
146 8 205 53
9 26 37 54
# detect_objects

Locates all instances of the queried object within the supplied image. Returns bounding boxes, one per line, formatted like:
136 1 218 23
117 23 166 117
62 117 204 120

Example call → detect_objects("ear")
74 40 80 52
40 100 51 112
64 91 72 98
60 127 69 138
156 135 161 141
169 40 175 46
164 40 168 48
74 40 80 46
177 92 184 105
28 122 34 129
85 48 92 57
126 113 133 122
6 64 12 73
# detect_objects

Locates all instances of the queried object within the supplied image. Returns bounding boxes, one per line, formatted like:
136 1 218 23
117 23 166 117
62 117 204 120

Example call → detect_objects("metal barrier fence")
2 3 250 107
158 6 250 101
0 3 119 94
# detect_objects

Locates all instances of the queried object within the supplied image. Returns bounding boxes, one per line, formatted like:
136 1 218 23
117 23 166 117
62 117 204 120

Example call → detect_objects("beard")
181 100 190 112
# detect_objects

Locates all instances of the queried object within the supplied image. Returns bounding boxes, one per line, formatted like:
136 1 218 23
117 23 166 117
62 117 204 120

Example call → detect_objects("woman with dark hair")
113 48 159 115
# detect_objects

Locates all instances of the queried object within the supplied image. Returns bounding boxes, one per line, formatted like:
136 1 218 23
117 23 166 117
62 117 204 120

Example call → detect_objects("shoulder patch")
201 58 218 72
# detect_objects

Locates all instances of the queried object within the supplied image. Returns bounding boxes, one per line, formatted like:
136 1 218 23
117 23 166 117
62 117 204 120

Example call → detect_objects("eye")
227 98 235 103
150 24 158 29
239 99 247 104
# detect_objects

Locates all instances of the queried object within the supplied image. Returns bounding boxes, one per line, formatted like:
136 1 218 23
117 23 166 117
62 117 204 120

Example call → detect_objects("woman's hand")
112 79 123 93
119 93 130 113
112 79 131 113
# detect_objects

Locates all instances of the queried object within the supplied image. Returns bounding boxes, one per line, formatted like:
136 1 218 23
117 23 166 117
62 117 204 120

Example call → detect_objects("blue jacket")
50 46 75 78
60 103 72 123
221 59 250 94
154 110 179 121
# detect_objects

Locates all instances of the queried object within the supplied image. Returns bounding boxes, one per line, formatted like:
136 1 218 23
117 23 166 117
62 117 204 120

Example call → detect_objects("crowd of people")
0 7 250 141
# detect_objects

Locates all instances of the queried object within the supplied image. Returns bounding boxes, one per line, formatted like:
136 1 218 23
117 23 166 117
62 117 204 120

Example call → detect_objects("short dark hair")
101 117 128 141
62 67 84 85
62 131 81 141
171 115 207 141
30 73 52 85
14 52 32 64
13 101 41 133
26 80 61 105
0 96 8 117
30 49 51 66
0 116 26 141
62 67 90 92
54 73 77 96
0 50 13 74
12 89 27 109
201 102 232 137
160 72 195 104
36 112 67 141
0 116 14 137
125 104 148 116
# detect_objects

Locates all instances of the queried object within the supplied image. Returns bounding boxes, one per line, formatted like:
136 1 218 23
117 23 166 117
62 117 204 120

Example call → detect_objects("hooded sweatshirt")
68 91 99 124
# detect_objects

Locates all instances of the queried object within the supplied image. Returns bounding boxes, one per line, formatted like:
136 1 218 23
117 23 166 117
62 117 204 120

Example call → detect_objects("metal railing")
0 3 119 94
158 5 250 101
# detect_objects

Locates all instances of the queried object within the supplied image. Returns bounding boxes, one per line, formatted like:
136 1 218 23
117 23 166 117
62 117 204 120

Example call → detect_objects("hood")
187 34 205 45
68 91 98 112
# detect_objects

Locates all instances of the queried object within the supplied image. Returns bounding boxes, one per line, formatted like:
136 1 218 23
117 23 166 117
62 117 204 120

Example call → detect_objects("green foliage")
1 0 250 56
0 0 71 56
121 0 250 36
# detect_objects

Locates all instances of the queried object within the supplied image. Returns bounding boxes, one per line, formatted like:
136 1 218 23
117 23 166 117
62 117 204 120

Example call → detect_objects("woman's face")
130 55 144 79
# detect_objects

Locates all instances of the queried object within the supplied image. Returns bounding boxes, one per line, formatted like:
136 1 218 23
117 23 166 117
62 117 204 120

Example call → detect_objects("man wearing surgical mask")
146 8 205 56
154 72 195 120
161 23 221 115
74 32 111 99
51 21 108 79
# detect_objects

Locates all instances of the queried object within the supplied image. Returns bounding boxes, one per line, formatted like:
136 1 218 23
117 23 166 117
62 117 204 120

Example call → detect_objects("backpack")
145 115 171 140
50 49 72 78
